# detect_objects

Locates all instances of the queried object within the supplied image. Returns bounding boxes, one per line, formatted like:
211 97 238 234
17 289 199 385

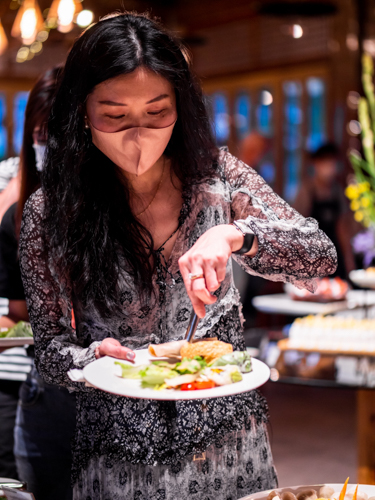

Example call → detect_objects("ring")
188 273 204 281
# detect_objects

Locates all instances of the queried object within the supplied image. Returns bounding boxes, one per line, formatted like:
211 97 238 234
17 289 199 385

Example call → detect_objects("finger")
100 340 135 361
215 264 227 284
203 263 220 292
178 255 193 295
190 296 206 318
189 264 215 301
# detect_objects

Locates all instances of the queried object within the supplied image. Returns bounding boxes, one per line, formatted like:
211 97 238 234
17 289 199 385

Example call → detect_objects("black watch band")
231 221 255 255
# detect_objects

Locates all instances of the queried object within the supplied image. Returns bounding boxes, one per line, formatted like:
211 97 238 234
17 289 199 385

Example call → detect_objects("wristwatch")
231 220 255 255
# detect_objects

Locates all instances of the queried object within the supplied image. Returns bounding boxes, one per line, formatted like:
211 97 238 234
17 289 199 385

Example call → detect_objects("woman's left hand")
178 224 252 318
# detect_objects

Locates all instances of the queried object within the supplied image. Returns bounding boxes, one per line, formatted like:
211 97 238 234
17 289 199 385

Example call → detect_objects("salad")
115 351 252 391
0 321 33 339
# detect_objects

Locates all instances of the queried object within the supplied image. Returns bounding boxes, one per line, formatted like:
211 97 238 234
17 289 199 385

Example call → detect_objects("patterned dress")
19 150 337 500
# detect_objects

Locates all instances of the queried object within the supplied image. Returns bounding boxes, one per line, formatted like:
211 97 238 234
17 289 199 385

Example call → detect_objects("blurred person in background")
238 132 269 172
294 143 355 279
0 66 76 500
0 157 20 223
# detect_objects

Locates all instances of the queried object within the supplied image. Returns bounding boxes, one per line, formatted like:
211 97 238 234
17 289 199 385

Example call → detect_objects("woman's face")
86 67 177 132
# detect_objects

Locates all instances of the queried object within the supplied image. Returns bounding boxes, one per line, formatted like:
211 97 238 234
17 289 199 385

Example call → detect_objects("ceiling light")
292 24 303 38
261 90 273 106
11 0 44 45
48 0 82 33
76 9 93 28
0 20 8 56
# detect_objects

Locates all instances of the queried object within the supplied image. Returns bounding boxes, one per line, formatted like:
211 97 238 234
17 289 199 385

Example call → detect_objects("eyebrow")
98 94 170 106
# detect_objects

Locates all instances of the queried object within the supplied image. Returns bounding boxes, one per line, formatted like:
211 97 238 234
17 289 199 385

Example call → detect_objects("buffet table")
252 290 375 484
252 290 375 317
239 483 375 500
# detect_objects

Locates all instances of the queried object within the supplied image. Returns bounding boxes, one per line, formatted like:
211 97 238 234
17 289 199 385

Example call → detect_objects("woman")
0 66 76 500
19 12 337 499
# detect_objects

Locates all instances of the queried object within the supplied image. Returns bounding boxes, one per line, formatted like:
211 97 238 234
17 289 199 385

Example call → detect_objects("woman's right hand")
95 338 135 361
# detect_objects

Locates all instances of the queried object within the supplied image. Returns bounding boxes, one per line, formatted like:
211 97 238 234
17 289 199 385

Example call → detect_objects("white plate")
239 483 375 500
83 349 270 400
349 269 375 289
0 337 34 348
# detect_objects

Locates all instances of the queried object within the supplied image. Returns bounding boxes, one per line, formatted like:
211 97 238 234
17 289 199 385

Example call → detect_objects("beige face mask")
89 120 176 176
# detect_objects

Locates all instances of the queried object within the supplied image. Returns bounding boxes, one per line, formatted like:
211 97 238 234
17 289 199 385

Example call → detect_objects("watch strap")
231 221 255 255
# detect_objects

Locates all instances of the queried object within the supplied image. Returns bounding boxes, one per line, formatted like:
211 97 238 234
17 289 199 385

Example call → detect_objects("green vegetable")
0 322 33 339
114 362 145 379
230 370 243 383
175 357 206 375
139 365 178 386
210 351 252 373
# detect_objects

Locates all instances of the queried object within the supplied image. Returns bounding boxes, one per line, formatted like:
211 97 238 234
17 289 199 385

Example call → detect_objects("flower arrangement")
346 53 375 227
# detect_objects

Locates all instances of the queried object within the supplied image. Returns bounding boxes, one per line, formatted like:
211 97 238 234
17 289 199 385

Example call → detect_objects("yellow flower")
360 181 371 192
361 197 371 208
345 184 359 200
351 200 360 211
354 210 364 222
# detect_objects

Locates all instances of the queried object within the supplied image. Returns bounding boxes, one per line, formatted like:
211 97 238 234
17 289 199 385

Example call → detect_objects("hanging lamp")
11 0 44 45
47 0 82 33
0 20 8 56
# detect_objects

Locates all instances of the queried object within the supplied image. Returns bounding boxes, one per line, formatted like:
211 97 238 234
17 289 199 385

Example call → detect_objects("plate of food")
349 268 375 289
239 480 375 500
0 321 34 348
284 277 349 302
82 339 270 400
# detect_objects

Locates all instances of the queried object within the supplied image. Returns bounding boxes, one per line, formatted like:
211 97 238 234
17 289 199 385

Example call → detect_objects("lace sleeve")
222 150 338 292
19 190 100 390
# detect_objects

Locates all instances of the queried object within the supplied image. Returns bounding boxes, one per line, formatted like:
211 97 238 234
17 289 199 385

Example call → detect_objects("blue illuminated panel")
257 89 275 186
283 81 303 202
234 93 251 140
306 77 327 152
256 89 273 137
211 92 230 145
0 93 7 160
13 91 29 155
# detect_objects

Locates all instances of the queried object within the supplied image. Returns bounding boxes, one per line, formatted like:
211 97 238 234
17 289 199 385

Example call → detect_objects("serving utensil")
184 311 199 343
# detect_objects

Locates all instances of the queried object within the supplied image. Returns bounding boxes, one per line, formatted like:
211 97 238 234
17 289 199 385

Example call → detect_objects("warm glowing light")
11 0 44 45
30 40 42 53
76 9 94 27
36 30 49 42
346 33 358 51
261 90 273 106
347 120 362 136
292 24 303 39
0 20 8 56
16 46 30 63
347 91 360 110
58 0 75 31
364 39 375 57
48 0 82 33
20 8 37 41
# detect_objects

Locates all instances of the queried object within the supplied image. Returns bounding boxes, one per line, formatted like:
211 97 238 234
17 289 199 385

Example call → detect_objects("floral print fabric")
74 419 278 500
19 149 337 498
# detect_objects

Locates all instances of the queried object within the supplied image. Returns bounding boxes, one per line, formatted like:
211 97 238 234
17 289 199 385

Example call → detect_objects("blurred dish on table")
285 277 349 302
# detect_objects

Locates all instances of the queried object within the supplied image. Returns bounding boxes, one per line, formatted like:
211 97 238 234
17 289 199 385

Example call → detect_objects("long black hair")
42 12 218 316
16 65 62 235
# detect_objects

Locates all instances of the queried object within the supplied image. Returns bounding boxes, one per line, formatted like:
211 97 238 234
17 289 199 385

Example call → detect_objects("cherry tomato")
180 383 195 391
194 380 216 390
180 381 216 391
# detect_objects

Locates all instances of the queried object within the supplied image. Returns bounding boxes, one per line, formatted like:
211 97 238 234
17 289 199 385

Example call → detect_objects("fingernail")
126 351 135 361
